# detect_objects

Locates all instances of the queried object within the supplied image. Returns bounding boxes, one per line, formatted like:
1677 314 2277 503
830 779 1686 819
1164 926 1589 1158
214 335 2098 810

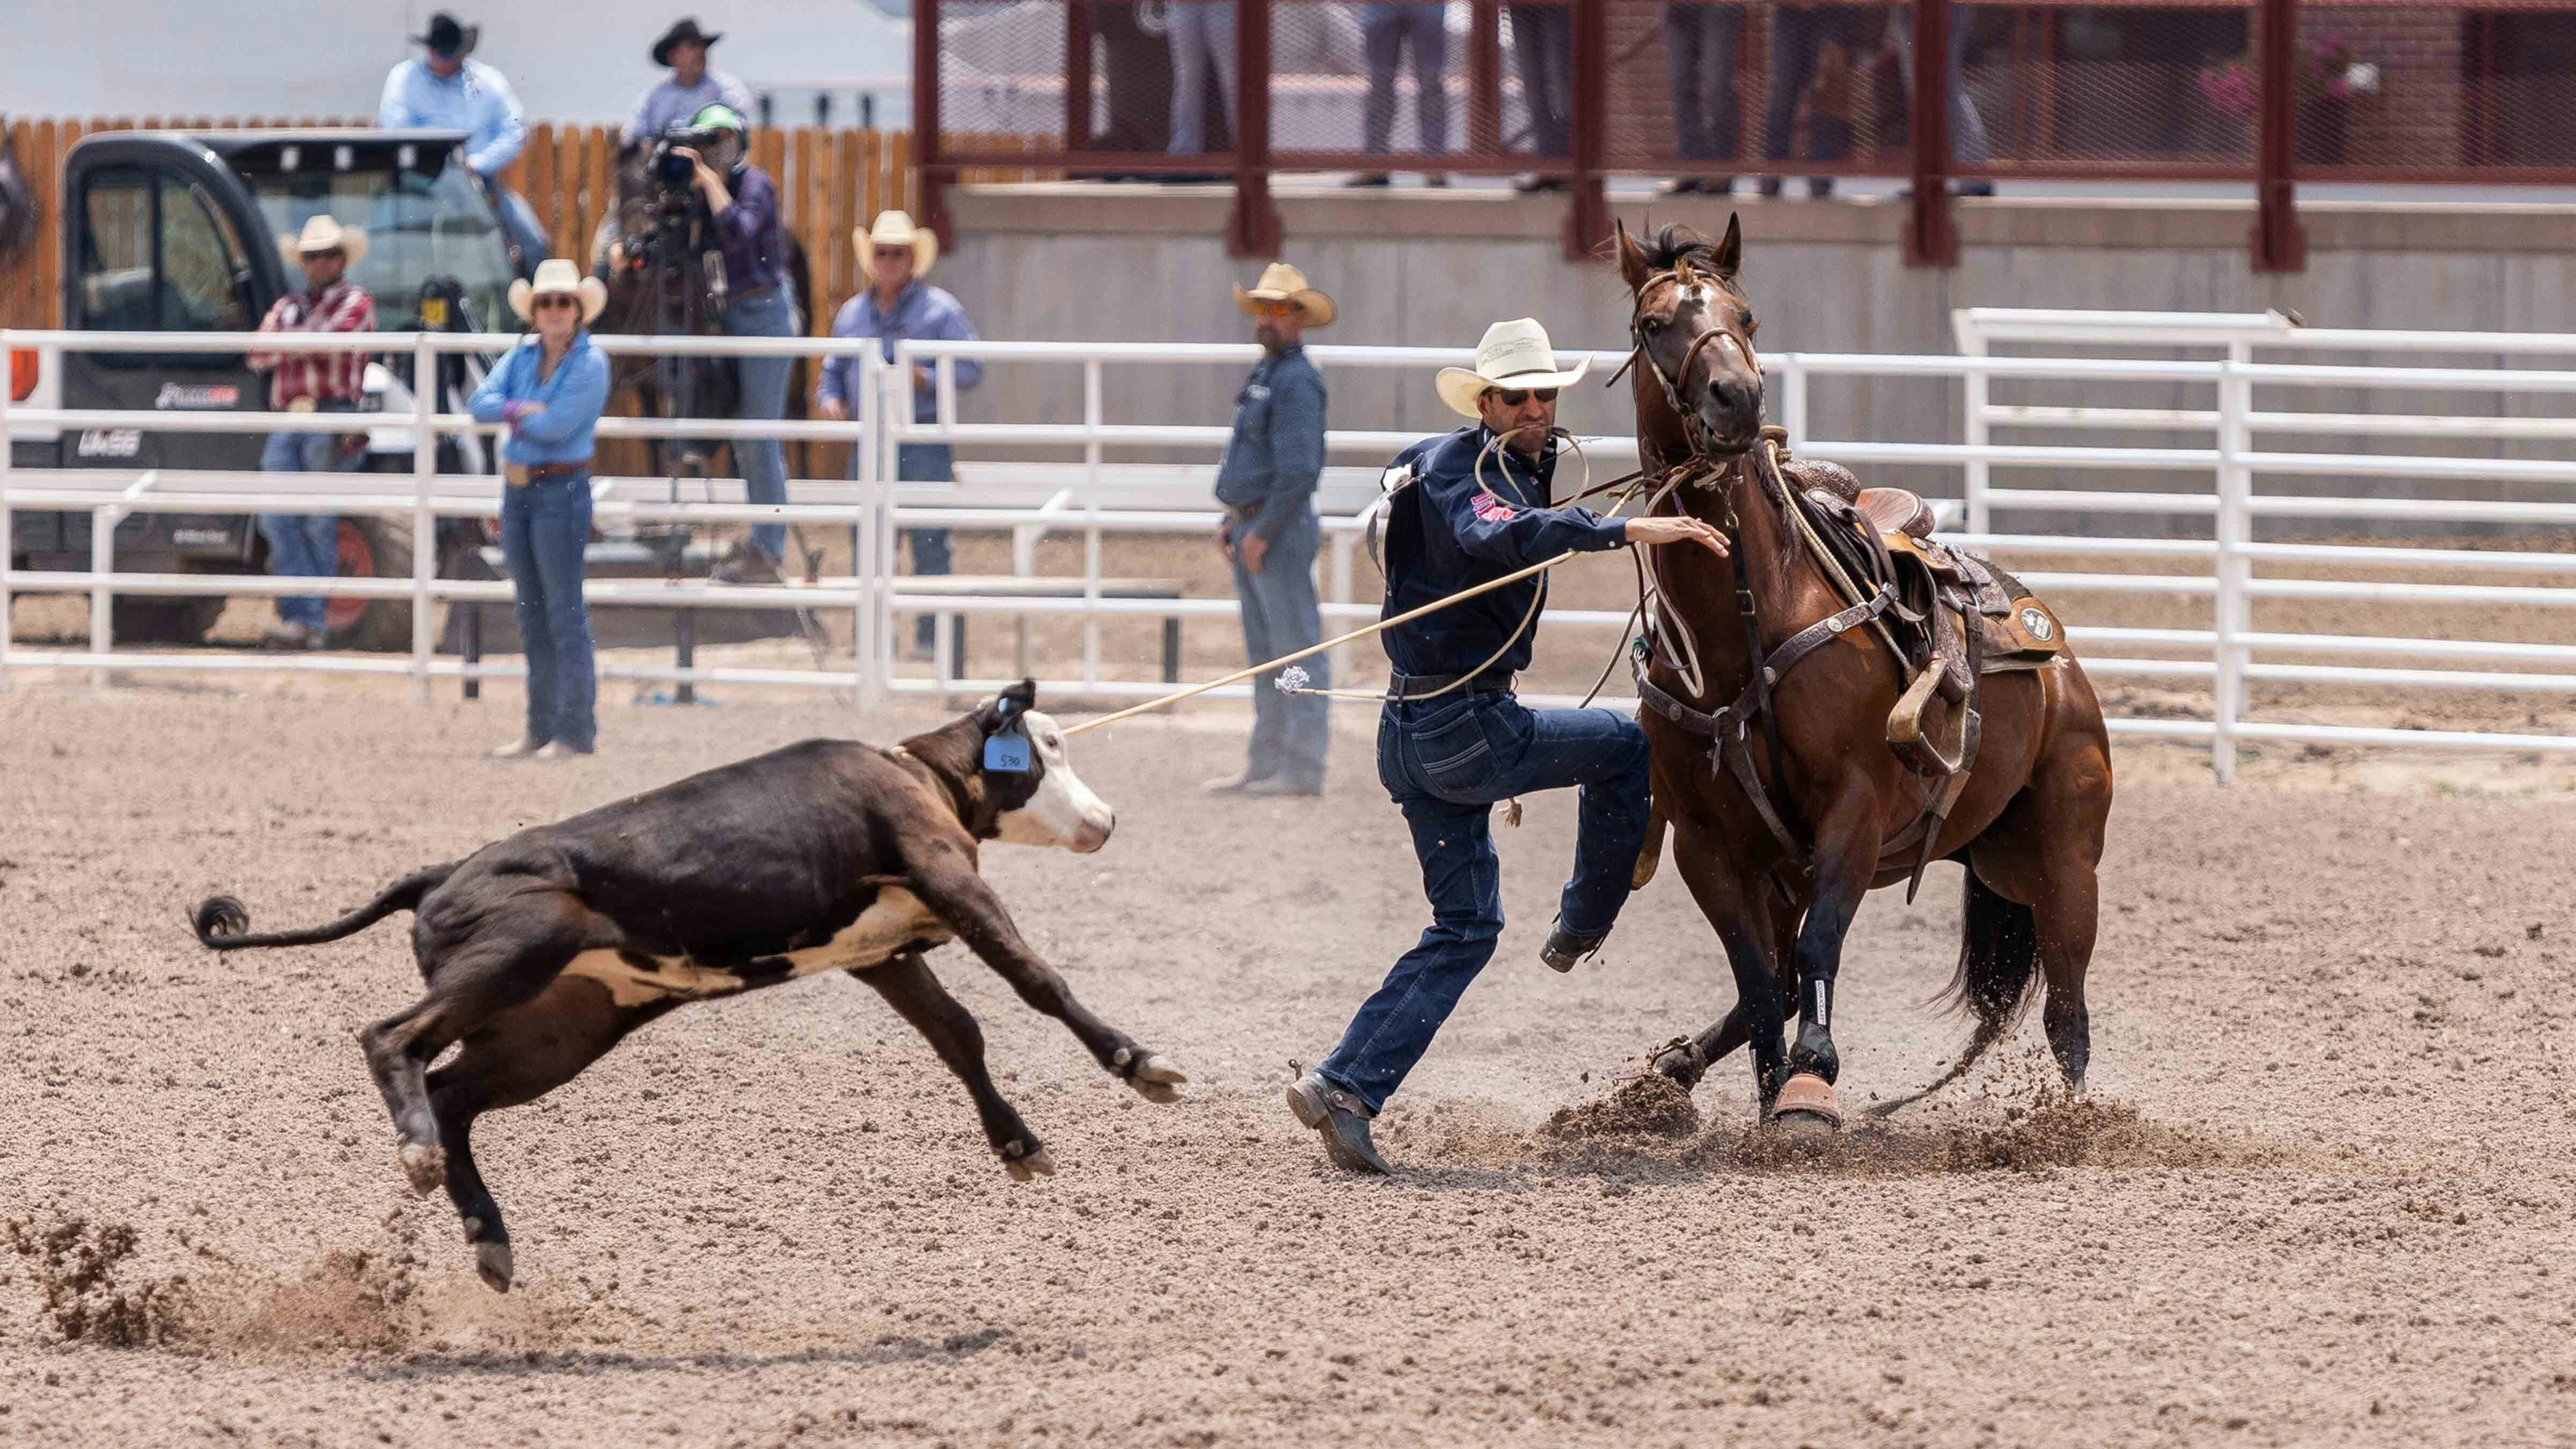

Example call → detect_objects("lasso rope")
1062 429 1634 738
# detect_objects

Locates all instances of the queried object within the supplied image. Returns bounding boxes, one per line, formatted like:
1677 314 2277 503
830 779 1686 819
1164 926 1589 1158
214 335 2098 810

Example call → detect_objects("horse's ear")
1715 213 1743 277
1614 218 1653 293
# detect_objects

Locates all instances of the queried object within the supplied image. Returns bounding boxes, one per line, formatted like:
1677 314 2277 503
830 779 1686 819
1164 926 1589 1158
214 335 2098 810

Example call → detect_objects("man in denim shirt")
1209 264 1334 798
1286 318 1728 1173
816 210 982 655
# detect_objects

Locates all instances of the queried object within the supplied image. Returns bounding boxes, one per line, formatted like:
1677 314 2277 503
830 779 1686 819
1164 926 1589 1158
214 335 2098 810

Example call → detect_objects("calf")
190 681 1184 1292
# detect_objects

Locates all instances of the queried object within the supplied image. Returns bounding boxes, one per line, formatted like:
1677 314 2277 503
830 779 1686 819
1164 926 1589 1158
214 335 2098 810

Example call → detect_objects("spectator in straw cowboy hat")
378 12 546 269
245 216 377 650
815 210 983 656
624 18 757 146
1205 262 1333 799
470 259 612 760
1285 318 1728 1174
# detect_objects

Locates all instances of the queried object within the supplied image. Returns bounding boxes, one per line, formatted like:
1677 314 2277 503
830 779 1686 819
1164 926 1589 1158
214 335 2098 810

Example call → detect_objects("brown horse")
1612 217 2114 1128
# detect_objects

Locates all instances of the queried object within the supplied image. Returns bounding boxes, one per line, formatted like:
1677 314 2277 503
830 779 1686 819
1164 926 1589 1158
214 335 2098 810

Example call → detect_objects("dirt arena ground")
5 665 2575 1447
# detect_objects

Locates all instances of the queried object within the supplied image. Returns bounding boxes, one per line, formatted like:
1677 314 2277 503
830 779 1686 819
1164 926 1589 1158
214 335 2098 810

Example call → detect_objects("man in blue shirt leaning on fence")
1208 263 1335 799
815 210 984 656
1285 318 1730 1174
378 12 547 271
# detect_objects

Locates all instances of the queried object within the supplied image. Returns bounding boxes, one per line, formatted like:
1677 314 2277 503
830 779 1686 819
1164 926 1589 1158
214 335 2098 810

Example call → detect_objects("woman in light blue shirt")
469 259 612 759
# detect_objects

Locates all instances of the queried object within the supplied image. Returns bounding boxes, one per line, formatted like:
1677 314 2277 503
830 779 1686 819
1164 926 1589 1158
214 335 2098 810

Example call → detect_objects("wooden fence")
2 116 1056 335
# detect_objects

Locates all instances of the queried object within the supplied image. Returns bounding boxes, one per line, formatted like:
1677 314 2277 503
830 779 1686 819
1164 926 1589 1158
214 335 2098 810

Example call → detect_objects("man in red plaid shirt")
247 215 377 648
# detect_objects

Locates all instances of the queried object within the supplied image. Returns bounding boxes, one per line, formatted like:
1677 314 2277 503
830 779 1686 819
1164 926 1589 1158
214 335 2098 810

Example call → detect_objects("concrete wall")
936 185 2576 535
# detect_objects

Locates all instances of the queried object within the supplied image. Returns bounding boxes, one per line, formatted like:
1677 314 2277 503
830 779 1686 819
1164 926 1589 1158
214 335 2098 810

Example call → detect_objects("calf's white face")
993 710 1116 853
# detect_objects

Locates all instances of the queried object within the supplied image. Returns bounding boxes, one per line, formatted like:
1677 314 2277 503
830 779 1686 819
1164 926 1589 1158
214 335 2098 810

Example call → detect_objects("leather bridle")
1615 266 1760 473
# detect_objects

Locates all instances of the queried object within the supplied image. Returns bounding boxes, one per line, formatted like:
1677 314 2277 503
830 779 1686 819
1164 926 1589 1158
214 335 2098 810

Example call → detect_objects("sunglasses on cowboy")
1485 387 1559 406
532 295 579 312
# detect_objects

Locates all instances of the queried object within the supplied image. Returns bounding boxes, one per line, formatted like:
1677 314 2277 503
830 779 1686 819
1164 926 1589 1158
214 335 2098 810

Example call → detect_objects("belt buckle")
286 396 317 414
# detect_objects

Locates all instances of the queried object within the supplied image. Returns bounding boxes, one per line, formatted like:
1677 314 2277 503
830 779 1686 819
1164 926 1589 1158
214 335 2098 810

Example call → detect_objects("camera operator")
661 105 798 581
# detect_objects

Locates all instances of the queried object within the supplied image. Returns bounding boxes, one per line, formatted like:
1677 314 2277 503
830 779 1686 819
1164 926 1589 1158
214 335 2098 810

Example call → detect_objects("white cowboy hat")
277 214 368 271
1436 317 1592 419
507 257 610 325
856 210 939 282
1232 261 1335 328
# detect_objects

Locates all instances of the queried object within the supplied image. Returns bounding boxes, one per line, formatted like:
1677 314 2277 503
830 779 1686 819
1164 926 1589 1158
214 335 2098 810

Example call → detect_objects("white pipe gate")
4 313 2574 781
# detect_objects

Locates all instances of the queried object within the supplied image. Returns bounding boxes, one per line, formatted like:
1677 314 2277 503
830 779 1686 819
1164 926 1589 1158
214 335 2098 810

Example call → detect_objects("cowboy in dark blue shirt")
1288 318 1729 1174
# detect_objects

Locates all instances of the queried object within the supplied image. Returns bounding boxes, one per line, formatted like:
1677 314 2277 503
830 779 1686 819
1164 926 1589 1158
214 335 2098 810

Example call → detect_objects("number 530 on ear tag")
984 733 1032 773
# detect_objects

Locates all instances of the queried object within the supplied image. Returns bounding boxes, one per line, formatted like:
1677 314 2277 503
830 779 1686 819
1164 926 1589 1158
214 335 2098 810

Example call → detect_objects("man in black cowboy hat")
624 18 757 145
378 12 546 267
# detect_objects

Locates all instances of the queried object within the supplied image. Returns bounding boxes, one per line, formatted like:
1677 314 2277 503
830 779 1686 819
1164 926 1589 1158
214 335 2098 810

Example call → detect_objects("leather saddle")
1779 453 2066 780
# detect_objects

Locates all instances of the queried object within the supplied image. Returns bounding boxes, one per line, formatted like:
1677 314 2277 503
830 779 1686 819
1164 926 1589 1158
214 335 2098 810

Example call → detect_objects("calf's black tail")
192 863 458 952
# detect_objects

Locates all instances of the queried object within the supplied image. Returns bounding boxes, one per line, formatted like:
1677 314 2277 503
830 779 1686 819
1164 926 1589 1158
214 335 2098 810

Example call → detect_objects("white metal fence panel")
5 313 2574 780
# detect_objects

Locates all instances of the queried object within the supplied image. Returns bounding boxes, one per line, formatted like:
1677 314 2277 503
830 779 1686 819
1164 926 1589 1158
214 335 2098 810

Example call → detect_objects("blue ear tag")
983 731 1032 773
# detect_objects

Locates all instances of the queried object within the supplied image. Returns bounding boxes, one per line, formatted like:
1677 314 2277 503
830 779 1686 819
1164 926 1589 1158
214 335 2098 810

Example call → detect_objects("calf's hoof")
398 1141 447 1197
1116 1049 1189 1104
1767 1072 1845 1138
1000 1139 1058 1183
475 1239 516 1294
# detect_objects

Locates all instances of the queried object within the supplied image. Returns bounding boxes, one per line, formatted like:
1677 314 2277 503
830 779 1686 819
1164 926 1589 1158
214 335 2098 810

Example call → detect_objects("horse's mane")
1636 223 1726 279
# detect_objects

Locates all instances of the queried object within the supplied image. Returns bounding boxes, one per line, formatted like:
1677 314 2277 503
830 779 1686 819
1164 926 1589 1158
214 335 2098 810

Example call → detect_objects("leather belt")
1389 668 1515 700
506 459 590 487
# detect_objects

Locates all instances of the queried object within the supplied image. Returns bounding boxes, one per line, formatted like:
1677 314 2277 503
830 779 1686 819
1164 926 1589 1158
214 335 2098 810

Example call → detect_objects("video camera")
648 123 722 193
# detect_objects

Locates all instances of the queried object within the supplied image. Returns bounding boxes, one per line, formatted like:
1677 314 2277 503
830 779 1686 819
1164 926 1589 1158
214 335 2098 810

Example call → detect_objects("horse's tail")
191 863 457 953
1866 869 2040 1118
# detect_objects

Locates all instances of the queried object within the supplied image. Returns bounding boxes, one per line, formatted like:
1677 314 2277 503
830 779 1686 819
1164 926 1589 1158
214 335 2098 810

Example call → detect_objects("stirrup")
1886 664 1971 775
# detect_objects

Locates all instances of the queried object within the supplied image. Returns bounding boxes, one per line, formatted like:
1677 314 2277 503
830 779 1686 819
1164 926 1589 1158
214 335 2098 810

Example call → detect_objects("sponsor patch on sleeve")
1472 493 1517 523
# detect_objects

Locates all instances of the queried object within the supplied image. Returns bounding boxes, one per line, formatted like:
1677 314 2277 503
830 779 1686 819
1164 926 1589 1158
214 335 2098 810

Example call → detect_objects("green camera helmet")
691 105 747 170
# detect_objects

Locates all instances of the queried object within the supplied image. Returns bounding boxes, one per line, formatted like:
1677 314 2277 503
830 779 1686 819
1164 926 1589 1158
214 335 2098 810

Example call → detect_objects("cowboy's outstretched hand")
1624 515 1730 558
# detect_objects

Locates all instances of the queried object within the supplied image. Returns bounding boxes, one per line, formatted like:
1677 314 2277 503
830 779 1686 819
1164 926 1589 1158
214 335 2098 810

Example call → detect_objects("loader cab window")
75 166 253 365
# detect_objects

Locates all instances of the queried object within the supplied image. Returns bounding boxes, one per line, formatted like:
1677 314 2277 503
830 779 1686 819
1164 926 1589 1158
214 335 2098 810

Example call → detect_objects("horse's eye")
1639 315 1665 335
1741 312 1760 335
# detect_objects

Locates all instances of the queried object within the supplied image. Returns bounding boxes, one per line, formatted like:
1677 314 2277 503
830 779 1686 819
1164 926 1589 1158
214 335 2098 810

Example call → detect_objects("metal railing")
921 0 2576 269
7 314 2575 781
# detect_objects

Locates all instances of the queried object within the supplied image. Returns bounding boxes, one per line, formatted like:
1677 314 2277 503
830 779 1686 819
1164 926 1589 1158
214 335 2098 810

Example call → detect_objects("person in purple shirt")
816 210 983 655
665 104 799 579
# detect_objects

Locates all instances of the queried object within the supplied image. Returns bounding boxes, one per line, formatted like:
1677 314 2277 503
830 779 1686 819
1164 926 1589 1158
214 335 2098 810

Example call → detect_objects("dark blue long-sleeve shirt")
1213 345 1328 545
1378 425 1629 678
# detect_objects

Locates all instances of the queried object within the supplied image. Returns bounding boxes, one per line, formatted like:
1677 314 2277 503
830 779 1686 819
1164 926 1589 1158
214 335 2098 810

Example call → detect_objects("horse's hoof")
475 1239 515 1294
398 1141 447 1197
1648 1036 1707 1091
1767 1073 1845 1136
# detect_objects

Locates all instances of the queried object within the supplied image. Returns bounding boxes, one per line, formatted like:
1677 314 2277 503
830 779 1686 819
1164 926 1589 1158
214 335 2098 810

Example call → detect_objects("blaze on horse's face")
972 683 1116 854
1618 216 1765 455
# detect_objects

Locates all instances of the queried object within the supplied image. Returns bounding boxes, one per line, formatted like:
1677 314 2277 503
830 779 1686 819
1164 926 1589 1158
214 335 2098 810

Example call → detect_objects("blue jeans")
720 286 796 559
1317 693 1652 1110
1226 507 1327 787
900 442 954 650
1665 4 1745 163
1167 2 1239 156
258 414 361 631
500 471 598 752
1507 5 1572 157
1762 5 1867 164
485 179 548 272
1362 5 1450 155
